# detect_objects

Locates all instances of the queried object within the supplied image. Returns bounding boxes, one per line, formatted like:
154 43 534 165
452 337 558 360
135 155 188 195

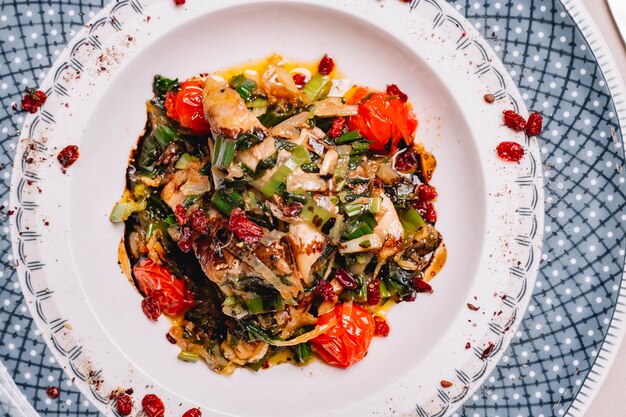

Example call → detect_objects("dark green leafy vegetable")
229 74 257 102
153 75 180 98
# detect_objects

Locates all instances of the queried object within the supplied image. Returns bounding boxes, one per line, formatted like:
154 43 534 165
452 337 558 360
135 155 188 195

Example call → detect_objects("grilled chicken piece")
287 222 327 286
373 193 404 261
160 161 211 210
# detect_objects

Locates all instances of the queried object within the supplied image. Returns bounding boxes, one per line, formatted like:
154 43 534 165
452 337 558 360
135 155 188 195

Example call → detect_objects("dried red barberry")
465 342 471 349
46 386 59 399
21 88 47 113
318 54 335 76
327 117 346 139
483 93 496 104
415 200 437 223
182 408 202 417
57 145 80 169
496 141 525 162
417 184 438 201
334 268 357 290
395 149 418 173
173 0 185 5
228 208 264 244
503 110 526 131
374 315 390 337
403 291 417 302
315 279 335 302
366 280 381 305
142 394 165 417
440 380 453 388
481 342 495 359
189 209 209 234
525 112 543 136
414 277 433 293
292 73 306 87
141 296 161 321
177 227 193 253
386 84 408 102
174 204 187 225
116 394 133 416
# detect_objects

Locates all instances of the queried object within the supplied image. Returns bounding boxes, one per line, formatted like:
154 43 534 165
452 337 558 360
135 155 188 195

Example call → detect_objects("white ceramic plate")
9 0 543 415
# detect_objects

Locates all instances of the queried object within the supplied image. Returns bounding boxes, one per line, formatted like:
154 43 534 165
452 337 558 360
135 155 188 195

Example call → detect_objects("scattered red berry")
173 0 185 5
141 296 161 321
415 200 437 223
366 280 381 305
315 279 335 302
483 93 496 104
327 117 346 139
334 268 357 290
374 315 390 337
414 277 433 293
116 394 133 416
189 209 209 234
417 184 438 201
177 227 193 253
525 112 543 136
481 342 495 359
496 141 525 162
467 303 480 311
21 88 47 113
503 110 526 131
57 145 80 169
182 408 202 417
166 333 177 344
318 54 335 76
142 394 165 417
440 380 453 388
292 73 306 87
395 149 418 173
46 386 59 399
228 208 264 244
386 84 408 102
174 204 187 225
465 342 471 349
403 291 417 302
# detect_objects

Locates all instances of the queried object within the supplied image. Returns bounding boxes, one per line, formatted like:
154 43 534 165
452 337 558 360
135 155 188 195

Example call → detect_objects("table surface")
581 0 626 416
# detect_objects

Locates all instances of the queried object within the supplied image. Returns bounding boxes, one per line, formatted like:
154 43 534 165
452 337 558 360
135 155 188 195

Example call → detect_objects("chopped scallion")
335 130 361 144
302 74 332 101
400 207 425 234
153 125 178 147
175 153 199 170
212 136 236 169
177 351 199 363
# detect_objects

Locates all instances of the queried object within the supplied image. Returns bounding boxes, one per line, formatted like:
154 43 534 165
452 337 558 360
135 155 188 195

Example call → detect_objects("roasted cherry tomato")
133 258 193 316
165 80 211 135
311 303 375 368
347 87 418 154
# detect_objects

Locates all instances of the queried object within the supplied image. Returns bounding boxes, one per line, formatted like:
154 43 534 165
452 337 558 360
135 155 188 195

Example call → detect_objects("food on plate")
111 53 446 373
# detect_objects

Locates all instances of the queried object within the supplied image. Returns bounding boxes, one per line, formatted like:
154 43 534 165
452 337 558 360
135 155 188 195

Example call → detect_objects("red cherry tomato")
311 303 375 368
165 80 211 135
133 258 193 316
347 88 418 154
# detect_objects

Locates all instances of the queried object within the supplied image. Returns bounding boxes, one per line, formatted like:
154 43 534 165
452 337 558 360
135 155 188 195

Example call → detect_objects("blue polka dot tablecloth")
1 0 625 416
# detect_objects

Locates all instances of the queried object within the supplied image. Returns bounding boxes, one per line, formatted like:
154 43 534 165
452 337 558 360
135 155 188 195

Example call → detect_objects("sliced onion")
339 233 383 254
376 163 400 184
270 111 310 138
320 149 339 175
313 97 358 117
276 66 300 94
266 317 338 347
286 172 327 192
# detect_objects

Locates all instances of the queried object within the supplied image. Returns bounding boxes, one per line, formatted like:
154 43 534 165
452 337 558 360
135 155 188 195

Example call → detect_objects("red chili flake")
174 204 187 225
366 280 381 305
141 297 161 321
116 394 133 416
386 84 408 102
46 386 59 399
374 315 390 337
334 268 358 290
177 227 193 253
292 73 306 87
483 93 496 104
125 388 134 395
395 149 418 173
481 342 495 359
417 184 438 201
496 141 525 162
503 110 527 132
182 408 202 417
173 0 185 5
57 145 80 169
467 303 480 311
282 202 303 217
318 54 335 76
21 88 47 113
228 208 264 244
525 112 543 136
440 380 453 388
315 279 335 302
327 117 346 139
142 394 165 417
166 333 177 344
189 209 209 235
414 278 433 293
465 342 471 349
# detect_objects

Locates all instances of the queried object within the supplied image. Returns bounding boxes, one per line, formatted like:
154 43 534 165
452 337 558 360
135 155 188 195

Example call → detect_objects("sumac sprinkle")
57 145 80 169
142 394 165 417
525 112 543 136
182 408 202 417
496 141 524 162
483 93 496 104
440 380 453 388
21 88 47 113
327 117 346 139
335 268 358 290
228 208 264 244
503 110 527 132
414 278 433 293
190 209 209 234
141 297 161 321
374 315 390 337
177 227 193 253
417 184 438 201
318 54 335 76
315 279 335 302
395 150 418 173
481 342 495 359
292 73 306 87
116 394 133 416
173 0 185 5
174 204 187 225
386 84 408 102
467 303 480 311
282 202 303 217
366 280 381 305
46 386 60 399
